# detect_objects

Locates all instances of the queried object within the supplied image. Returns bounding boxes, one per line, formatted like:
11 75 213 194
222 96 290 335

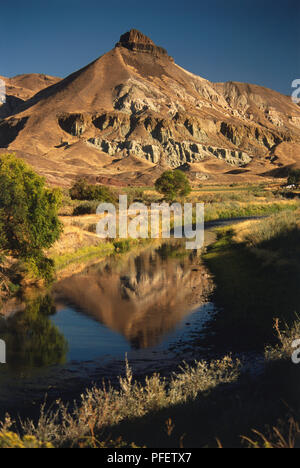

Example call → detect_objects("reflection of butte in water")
53 244 214 349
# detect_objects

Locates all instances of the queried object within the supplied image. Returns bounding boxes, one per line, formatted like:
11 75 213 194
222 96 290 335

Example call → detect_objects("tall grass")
243 210 300 246
203 201 298 222
265 316 300 362
241 418 300 449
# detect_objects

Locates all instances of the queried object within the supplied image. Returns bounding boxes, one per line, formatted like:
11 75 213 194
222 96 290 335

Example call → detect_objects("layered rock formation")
115 29 171 59
0 29 299 186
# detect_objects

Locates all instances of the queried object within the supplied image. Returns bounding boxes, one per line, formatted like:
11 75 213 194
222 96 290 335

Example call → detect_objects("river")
0 218 252 419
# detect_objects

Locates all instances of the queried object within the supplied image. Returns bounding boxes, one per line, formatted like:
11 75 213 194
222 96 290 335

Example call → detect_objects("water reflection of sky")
52 306 130 361
51 302 216 363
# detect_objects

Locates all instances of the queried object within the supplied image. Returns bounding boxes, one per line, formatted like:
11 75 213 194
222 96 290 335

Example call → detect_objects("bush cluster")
287 169 300 188
72 201 99 216
69 178 116 203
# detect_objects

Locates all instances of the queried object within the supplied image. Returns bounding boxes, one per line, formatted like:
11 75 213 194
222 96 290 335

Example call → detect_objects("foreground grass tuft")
0 356 240 448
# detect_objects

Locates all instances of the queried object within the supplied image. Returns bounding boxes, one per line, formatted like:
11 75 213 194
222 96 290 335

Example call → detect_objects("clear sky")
1 0 299 95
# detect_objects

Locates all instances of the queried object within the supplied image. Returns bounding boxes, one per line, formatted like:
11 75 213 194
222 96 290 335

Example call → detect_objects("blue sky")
1 0 299 95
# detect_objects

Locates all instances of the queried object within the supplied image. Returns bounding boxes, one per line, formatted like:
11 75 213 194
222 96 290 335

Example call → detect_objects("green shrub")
113 239 132 253
287 169 300 188
155 170 191 201
125 188 145 204
122 188 160 206
23 254 55 282
73 201 99 216
69 178 116 203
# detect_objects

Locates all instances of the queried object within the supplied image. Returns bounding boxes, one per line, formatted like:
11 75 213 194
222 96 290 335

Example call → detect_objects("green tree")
155 170 191 201
69 177 90 200
0 153 62 279
287 169 300 188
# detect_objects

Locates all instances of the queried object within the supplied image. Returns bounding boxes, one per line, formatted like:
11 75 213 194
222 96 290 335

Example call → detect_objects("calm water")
51 239 216 362
0 220 245 408
51 302 216 363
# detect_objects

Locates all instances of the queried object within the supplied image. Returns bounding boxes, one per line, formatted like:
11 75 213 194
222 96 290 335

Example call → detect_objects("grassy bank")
52 238 152 272
203 200 298 222
0 356 242 448
52 243 115 270
203 209 300 349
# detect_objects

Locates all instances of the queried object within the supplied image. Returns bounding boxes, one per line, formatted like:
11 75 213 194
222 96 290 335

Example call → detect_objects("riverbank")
203 209 300 350
1 209 300 447
50 197 299 276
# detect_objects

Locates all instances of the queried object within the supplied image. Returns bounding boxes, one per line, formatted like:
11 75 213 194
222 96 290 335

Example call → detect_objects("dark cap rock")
115 29 171 59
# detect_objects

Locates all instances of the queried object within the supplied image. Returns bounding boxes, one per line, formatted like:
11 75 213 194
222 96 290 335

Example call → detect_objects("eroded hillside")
0 29 299 186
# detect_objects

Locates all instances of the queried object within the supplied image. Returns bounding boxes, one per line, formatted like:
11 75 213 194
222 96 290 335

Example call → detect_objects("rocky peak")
115 29 171 59
119 29 155 46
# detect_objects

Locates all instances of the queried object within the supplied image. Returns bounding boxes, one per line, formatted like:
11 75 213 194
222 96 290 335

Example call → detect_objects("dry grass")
242 418 300 448
0 356 240 448
264 317 300 362
203 200 298 222
237 210 300 246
